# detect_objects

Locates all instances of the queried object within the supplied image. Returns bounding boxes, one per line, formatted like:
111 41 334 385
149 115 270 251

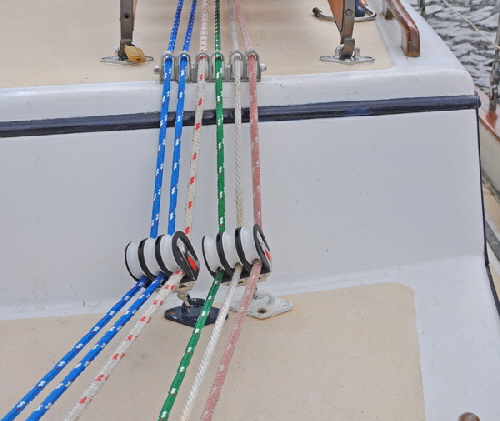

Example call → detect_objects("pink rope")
233 0 252 50
248 56 262 227
199 1 265 418
233 0 262 227
200 261 262 421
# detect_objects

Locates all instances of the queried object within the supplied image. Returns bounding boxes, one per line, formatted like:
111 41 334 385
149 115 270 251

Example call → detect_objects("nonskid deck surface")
0 284 424 420
0 0 391 89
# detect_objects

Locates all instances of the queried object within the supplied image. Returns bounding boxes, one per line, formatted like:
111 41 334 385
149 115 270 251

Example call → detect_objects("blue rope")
5 1 196 419
25 275 165 421
0 280 145 421
167 0 198 236
150 0 186 239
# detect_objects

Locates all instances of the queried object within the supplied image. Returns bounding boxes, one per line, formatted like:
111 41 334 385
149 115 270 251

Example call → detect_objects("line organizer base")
164 296 225 327
231 289 292 319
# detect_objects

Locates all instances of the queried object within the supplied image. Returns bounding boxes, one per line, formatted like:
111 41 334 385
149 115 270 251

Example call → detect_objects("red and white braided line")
180 2 246 417
200 262 262 421
233 0 261 228
247 55 262 228
63 2 212 419
63 272 183 421
198 0 264 416
184 0 210 236
179 265 242 421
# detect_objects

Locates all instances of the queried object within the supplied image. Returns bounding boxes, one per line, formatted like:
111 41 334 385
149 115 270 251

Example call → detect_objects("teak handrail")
382 0 420 57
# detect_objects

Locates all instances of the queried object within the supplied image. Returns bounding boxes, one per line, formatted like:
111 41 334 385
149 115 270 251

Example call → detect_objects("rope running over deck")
63 0 202 419
0 281 144 421
156 0 228 417
179 0 245 417
25 277 164 421
200 0 265 416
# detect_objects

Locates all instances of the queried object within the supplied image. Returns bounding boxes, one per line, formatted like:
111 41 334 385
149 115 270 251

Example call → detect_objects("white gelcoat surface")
0 109 484 315
0 0 472 121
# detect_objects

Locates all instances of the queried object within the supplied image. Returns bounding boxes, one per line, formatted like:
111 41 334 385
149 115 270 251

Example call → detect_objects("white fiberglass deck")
0 0 469 121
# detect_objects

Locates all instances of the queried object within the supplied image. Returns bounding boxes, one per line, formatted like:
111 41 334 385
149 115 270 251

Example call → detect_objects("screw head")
153 66 160 75
345 8 353 16
458 413 480 421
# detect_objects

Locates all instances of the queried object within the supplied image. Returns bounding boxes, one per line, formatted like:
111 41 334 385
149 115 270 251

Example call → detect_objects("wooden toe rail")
382 0 420 57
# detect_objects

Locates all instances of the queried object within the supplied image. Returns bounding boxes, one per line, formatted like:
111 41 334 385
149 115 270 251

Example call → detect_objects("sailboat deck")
0 284 424 420
1 0 500 419
0 0 392 89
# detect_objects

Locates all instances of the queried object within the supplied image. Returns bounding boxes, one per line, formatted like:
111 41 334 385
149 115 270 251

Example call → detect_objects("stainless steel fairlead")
314 0 374 64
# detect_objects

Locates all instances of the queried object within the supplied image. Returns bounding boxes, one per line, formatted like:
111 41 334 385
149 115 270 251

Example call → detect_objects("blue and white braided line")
0 279 145 421
25 275 164 421
167 0 198 235
150 0 186 239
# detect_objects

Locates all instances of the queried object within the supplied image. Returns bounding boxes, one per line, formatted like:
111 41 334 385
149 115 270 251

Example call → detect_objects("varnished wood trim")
382 0 420 57
475 86 500 143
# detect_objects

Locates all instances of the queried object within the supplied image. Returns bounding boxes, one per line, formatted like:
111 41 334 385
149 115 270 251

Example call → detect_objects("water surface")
408 0 499 92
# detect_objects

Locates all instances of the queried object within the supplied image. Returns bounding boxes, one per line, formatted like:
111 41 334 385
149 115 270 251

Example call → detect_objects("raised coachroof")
0 0 392 89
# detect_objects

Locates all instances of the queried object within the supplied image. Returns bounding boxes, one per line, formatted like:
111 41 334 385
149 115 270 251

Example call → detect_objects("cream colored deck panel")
0 0 391 89
0 284 424 420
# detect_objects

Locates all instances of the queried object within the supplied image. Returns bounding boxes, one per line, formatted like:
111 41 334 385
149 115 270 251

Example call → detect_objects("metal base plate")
320 55 374 65
164 297 223 327
100 56 154 65
230 290 292 319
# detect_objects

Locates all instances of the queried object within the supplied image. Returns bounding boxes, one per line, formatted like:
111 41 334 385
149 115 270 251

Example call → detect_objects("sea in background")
407 0 499 93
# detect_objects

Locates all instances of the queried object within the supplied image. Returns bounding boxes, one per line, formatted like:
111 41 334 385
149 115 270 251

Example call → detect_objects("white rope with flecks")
178 1 245 418
179 265 242 421
63 273 183 421
184 0 210 237
64 2 212 420
200 0 265 415
229 0 244 228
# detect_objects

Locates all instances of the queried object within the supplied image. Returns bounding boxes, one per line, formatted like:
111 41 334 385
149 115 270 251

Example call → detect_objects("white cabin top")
1 0 473 118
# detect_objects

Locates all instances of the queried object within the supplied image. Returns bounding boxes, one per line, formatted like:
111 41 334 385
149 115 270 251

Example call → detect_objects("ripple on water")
407 0 500 92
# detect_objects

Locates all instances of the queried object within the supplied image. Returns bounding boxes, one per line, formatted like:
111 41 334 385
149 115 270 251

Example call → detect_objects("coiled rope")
0 281 144 421
156 0 228 418
200 0 264 417
179 1 245 418
62 0 203 419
